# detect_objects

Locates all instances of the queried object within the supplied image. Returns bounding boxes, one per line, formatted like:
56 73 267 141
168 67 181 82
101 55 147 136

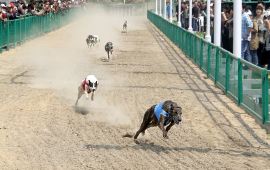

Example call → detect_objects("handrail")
148 10 270 125
0 9 78 52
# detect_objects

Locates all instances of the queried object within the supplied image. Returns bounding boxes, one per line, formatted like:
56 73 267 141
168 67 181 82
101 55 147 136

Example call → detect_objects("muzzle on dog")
173 115 181 125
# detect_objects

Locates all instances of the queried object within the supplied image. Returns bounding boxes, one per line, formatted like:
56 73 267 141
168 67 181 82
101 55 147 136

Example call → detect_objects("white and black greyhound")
75 75 98 106
86 35 100 47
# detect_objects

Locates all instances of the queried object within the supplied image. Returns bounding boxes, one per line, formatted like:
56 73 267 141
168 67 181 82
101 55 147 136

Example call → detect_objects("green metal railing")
223 0 270 4
0 9 77 52
147 10 270 125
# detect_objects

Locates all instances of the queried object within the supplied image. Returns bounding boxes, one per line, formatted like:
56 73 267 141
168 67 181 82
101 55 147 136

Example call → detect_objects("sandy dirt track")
0 5 270 170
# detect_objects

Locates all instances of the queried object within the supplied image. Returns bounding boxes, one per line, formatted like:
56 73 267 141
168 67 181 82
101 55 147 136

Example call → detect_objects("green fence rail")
0 9 78 52
147 10 270 125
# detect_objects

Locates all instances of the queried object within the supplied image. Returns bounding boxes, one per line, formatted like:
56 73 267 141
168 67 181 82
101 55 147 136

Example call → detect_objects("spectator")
175 2 179 22
241 5 253 62
192 1 200 31
222 6 229 52
44 1 51 14
226 7 234 53
254 4 265 66
263 12 270 69
7 3 18 20
0 4 8 21
0 0 85 21
183 2 189 29
52 0 60 14
17 3 26 16
166 2 170 19
250 11 259 65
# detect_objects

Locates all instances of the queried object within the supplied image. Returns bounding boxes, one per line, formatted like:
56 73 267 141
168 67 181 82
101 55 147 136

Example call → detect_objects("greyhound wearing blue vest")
133 100 182 141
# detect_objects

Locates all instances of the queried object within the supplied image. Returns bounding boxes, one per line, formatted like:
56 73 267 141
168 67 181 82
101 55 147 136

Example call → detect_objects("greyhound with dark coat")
134 100 182 140
123 21 127 33
105 42 113 60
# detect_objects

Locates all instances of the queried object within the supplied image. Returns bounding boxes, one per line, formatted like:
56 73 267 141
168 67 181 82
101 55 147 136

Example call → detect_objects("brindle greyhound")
133 100 182 141
123 21 127 33
105 42 113 60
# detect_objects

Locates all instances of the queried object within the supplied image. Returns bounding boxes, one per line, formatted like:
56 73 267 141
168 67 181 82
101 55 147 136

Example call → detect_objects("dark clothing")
176 4 179 21
258 42 265 66
192 6 200 18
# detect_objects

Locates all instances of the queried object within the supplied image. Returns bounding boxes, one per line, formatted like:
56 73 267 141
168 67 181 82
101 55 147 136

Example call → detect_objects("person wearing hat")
0 4 8 21
1 4 6 8
7 2 17 20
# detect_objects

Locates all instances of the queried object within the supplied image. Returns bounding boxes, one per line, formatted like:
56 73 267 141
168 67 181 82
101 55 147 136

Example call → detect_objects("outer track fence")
148 10 270 125
0 8 78 52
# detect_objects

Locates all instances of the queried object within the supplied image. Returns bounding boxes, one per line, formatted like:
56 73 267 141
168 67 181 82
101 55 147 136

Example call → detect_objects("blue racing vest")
154 102 171 125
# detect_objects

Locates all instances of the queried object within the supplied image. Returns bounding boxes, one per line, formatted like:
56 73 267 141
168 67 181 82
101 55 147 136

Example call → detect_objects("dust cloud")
8 3 148 126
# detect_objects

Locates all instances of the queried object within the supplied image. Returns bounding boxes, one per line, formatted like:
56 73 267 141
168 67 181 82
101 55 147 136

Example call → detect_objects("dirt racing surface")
0 5 270 170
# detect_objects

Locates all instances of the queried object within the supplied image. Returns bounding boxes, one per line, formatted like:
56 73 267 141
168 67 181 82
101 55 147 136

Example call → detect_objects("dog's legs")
158 124 168 139
159 123 169 139
75 86 84 106
107 51 110 60
157 116 169 139
91 92 94 101
165 122 175 133
134 109 152 139
134 123 148 140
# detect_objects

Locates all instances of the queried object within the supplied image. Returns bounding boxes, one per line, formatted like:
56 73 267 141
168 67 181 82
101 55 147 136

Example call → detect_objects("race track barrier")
147 10 270 125
0 9 78 52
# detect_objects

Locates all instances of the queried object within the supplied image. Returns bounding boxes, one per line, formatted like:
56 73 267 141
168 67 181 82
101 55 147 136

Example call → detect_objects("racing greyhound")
75 75 98 106
123 20 127 33
105 42 113 60
86 35 96 48
134 100 182 140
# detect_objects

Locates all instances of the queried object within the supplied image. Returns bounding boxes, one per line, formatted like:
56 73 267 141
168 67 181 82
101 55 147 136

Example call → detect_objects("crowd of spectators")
173 0 270 69
0 0 86 21
240 3 270 69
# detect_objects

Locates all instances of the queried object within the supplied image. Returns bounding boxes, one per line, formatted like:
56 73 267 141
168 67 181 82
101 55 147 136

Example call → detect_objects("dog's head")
109 42 113 50
88 80 98 92
166 101 182 125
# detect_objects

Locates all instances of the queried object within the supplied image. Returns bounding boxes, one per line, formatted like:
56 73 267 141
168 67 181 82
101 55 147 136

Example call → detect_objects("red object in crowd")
10 3 14 8
1 12 7 20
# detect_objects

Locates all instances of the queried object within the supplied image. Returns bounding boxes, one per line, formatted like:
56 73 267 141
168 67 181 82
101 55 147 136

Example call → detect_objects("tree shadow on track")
84 143 270 158
0 71 33 85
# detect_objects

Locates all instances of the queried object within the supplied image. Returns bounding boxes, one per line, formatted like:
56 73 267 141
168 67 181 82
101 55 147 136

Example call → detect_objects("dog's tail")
122 133 134 138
